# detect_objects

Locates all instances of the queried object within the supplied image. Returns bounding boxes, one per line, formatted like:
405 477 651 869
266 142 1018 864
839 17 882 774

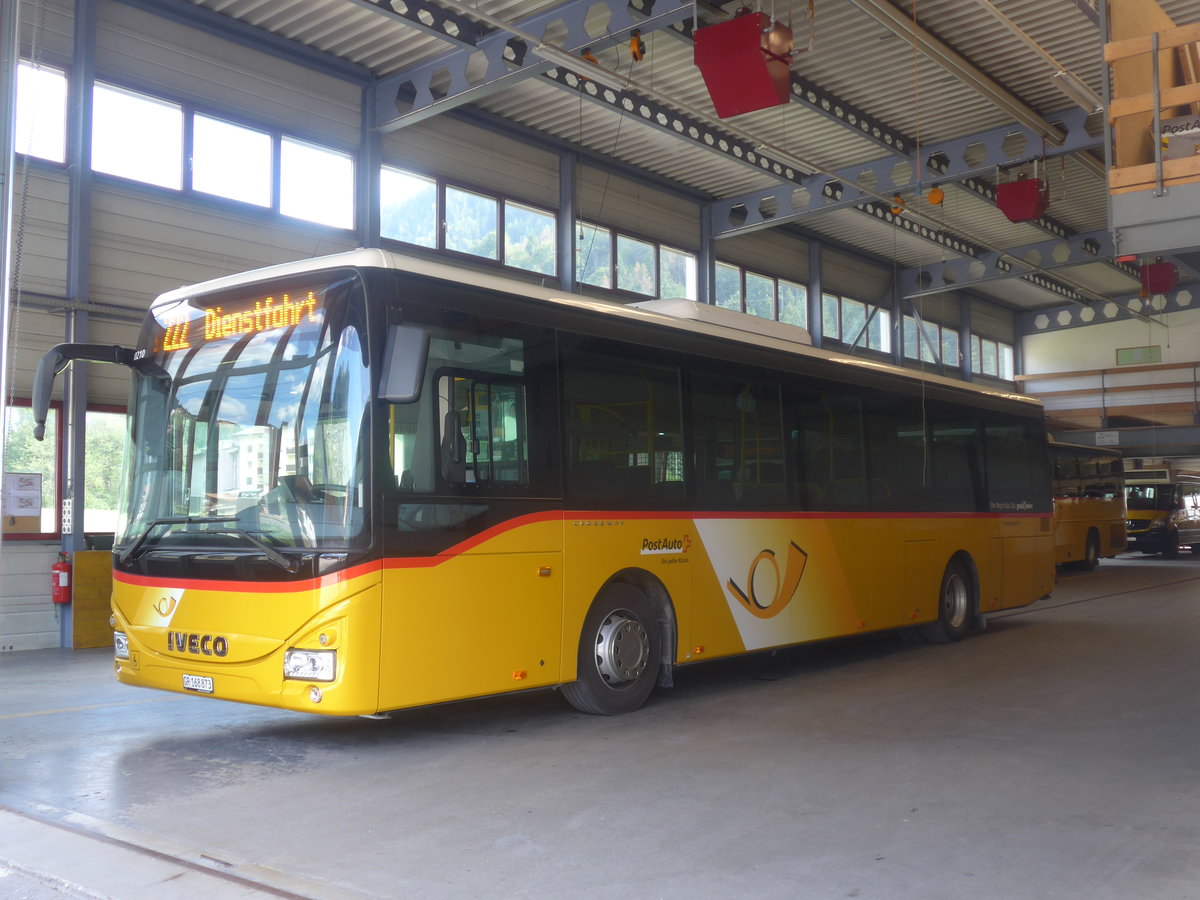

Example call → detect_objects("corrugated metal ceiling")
184 0 1200 313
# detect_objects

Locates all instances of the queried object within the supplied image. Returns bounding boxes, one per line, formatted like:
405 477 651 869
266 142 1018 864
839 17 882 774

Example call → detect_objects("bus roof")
152 248 1041 411
1049 440 1123 455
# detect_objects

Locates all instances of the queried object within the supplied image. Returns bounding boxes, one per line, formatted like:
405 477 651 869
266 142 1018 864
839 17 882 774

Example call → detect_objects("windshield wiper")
117 515 299 573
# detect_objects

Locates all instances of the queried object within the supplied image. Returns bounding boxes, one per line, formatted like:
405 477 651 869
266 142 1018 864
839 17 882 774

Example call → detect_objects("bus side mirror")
32 343 137 440
379 325 430 403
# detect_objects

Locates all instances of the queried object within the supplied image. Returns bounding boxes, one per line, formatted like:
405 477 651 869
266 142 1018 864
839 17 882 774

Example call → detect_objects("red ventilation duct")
694 12 793 119
1139 260 1177 294
995 178 1049 222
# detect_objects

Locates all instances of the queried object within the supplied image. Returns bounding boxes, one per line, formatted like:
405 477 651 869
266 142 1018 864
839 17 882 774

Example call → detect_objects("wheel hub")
594 610 650 686
942 574 969 630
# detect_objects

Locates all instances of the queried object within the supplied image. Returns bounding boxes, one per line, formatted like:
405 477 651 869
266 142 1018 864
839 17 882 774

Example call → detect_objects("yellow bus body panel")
1052 496 1127 564
111 511 1052 715
112 567 384 716
377 518 565 710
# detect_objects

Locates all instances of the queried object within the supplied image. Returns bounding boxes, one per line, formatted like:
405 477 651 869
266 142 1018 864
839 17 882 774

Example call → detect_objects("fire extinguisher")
51 552 72 605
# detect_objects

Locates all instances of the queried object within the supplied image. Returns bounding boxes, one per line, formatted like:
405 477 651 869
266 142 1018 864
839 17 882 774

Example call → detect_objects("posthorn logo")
727 541 808 619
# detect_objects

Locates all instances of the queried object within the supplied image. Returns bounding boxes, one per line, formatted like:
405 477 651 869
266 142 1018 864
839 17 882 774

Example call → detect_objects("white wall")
0 545 63 651
1023 309 1200 374
97 0 361 147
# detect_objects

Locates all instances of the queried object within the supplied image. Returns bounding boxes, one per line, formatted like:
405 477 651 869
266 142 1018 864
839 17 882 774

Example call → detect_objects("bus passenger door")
377 322 565 710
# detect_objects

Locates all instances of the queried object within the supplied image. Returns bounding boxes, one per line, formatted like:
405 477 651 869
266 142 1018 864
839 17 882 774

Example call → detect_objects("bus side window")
562 348 684 508
690 371 785 508
790 389 868 510
390 398 431 493
985 420 1050 511
436 372 530 488
440 408 468 483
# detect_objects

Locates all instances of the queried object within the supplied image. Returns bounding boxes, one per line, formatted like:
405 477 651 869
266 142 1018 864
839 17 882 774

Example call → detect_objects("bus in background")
1049 441 1127 570
1125 468 1200 558
32 249 1055 717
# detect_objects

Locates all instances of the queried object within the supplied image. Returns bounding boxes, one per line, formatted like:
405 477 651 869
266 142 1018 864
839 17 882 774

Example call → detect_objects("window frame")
79 75 360 231
15 59 69 165
821 291 891 353
190 112 274 208
970 335 1015 380
91 80 186 190
82 405 130 537
581 220 699 301
2 400 63 541
379 165 440 249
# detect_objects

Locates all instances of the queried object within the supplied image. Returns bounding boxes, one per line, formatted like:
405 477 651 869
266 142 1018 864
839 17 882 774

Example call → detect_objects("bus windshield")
116 272 371 558
1126 484 1176 511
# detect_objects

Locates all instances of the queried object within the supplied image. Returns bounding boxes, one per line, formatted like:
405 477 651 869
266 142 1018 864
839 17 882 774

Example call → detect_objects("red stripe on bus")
113 506 1048 591
114 559 385 593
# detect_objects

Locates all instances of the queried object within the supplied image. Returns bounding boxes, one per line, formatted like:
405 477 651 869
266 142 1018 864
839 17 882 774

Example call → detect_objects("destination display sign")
150 290 322 355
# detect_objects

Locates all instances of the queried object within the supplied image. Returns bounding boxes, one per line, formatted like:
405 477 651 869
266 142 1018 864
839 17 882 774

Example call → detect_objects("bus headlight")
114 631 129 660
283 649 336 682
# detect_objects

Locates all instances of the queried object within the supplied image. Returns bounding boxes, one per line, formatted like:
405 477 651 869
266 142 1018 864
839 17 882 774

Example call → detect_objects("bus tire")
562 584 661 716
919 558 974 644
1081 530 1100 571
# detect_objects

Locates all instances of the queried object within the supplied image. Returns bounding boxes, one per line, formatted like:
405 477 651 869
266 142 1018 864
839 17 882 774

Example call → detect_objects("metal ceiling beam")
514 40 1114 311
951 173 1075 239
857 198 1089 305
1020 284 1197 334
708 106 1098 237
1069 0 1101 27
850 194 1171 319
902 172 1141 288
348 0 486 48
898 230 1113 297
540 65 808 187
372 0 690 131
661 18 916 158
374 0 916 162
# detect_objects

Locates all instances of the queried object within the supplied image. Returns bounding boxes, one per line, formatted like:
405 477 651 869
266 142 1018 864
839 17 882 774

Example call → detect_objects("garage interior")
3 0 1200 896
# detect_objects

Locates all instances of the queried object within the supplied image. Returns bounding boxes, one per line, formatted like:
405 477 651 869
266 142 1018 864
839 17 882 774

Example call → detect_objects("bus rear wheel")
1080 530 1100 571
919 559 974 644
562 584 660 715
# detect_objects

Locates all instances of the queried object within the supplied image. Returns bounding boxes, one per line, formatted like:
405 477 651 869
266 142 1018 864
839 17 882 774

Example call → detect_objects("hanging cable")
8 0 51 417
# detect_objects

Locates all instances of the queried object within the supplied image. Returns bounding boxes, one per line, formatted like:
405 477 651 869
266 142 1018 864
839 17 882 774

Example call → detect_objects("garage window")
15 61 67 163
280 137 354 229
192 115 271 207
92 84 183 189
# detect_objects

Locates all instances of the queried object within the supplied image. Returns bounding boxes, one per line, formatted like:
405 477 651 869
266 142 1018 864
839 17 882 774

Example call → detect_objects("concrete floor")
3 553 1200 900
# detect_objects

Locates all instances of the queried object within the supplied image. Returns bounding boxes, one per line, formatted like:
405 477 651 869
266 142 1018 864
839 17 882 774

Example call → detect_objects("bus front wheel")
1164 534 1181 559
562 584 661 715
919 559 974 644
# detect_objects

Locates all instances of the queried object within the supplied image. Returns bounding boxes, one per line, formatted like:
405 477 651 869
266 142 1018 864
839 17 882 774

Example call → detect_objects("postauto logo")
640 534 691 555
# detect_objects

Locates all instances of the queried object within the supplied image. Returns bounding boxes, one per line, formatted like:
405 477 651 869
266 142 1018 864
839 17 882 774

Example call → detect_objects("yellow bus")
33 249 1054 716
1049 441 1126 569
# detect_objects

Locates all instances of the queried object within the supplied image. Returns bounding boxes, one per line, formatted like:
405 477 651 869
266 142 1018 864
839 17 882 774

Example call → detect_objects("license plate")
182 674 214 694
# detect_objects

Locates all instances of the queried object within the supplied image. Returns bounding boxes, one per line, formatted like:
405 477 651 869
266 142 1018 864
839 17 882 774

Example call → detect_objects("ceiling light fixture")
1052 69 1103 114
